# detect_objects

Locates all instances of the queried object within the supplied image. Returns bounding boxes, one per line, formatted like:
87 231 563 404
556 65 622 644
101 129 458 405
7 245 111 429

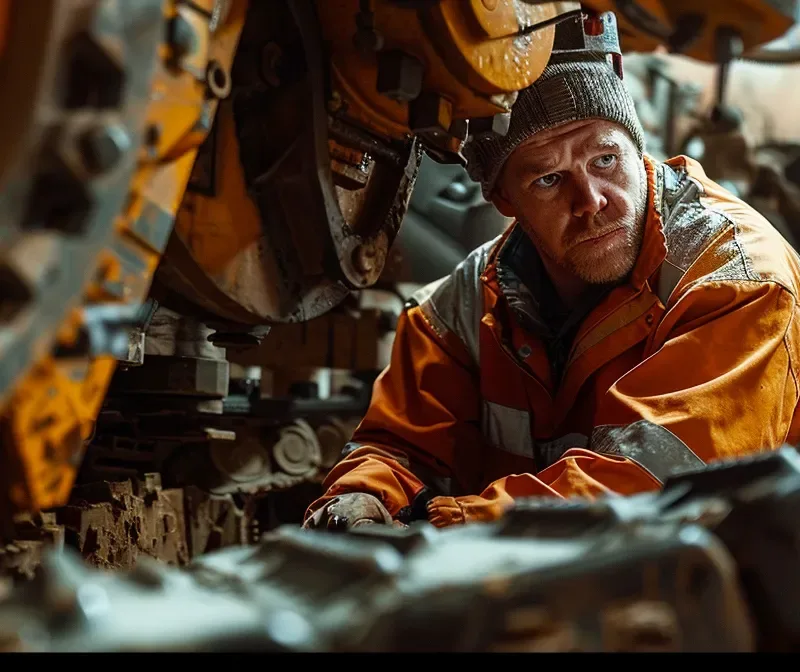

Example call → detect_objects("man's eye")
594 154 617 168
533 173 560 188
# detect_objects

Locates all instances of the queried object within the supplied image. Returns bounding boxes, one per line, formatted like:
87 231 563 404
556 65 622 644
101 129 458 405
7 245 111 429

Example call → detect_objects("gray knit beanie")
463 55 646 199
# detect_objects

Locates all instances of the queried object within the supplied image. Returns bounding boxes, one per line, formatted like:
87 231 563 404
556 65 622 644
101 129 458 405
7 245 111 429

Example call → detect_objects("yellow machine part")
583 0 795 61
1 0 248 516
2 0 796 521
318 0 576 141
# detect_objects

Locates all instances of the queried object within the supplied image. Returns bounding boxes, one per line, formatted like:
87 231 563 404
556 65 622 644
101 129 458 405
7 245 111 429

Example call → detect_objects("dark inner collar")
495 225 621 381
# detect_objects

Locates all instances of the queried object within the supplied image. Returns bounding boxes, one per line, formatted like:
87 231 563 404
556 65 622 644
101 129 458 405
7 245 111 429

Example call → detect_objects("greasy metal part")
0 0 163 405
0 476 247 578
0 0 248 521
0 371 365 574
9 447 800 651
149 0 423 327
579 0 670 53
584 0 798 61
167 419 323 496
317 1 573 143
227 306 384 371
116 299 160 367
110 356 230 399
0 486 755 650
108 303 231 414
0 514 64 583
56 476 190 571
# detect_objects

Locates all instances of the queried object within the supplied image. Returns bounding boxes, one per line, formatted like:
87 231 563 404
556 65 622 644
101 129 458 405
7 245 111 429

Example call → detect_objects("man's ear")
490 186 516 218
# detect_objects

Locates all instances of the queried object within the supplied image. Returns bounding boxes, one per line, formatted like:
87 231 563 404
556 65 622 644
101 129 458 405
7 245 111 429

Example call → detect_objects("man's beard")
563 208 646 284
525 194 647 286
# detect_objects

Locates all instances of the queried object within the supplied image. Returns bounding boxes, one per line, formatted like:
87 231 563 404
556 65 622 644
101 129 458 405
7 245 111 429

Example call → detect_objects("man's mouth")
574 226 625 246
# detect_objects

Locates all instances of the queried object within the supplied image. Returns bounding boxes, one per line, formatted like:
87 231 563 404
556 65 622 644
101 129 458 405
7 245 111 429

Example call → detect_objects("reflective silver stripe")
482 401 534 458
411 237 499 364
656 258 685 307
589 420 705 483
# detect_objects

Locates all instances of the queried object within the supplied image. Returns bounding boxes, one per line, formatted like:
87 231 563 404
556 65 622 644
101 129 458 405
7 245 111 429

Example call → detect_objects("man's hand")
302 492 396 531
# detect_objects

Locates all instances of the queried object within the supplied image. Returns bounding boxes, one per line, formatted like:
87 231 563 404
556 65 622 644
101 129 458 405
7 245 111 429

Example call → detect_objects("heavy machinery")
1 443 800 652
0 0 798 573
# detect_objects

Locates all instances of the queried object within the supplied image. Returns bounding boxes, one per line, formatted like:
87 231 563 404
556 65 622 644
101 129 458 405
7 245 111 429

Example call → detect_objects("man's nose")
571 176 608 219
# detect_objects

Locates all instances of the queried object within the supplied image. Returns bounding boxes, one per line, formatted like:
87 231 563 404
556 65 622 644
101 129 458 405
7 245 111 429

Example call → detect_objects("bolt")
482 0 497 9
353 244 377 274
206 60 231 99
78 124 131 174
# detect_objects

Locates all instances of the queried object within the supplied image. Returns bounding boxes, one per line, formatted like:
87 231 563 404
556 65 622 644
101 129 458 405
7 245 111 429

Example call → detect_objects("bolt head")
79 124 131 174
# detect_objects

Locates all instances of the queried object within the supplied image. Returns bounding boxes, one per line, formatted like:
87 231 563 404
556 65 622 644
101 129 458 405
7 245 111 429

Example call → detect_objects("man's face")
493 119 648 285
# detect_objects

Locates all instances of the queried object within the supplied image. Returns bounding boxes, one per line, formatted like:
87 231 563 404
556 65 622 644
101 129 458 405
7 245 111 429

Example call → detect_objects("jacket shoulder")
661 156 800 298
407 236 499 362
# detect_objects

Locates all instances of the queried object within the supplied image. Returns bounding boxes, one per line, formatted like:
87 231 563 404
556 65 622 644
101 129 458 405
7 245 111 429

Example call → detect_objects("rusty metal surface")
0 476 248 580
57 476 189 571
0 514 64 583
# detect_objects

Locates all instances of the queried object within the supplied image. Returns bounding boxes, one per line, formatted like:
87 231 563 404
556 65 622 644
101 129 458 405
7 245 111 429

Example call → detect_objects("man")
304 53 800 531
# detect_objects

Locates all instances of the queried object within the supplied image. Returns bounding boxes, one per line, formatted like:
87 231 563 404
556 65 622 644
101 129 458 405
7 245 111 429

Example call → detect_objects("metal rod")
515 8 584 37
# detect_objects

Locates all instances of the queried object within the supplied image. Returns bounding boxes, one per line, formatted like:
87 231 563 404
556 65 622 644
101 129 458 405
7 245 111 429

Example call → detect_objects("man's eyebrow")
589 138 622 152
518 156 559 176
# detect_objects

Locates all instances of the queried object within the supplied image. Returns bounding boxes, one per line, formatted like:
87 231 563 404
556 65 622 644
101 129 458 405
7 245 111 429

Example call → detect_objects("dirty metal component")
0 514 64 583
318 0 578 144
0 0 164 515
117 299 160 367
56 476 190 572
106 303 230 415
0 0 248 522
582 0 797 61
151 0 423 330
228 307 383 371
163 418 324 497
110 356 230 399
0 492 754 652
67 356 371 525
0 476 247 578
6 445 800 651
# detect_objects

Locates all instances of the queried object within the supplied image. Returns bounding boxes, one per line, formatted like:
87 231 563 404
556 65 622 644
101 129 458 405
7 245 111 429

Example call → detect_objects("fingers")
303 493 400 531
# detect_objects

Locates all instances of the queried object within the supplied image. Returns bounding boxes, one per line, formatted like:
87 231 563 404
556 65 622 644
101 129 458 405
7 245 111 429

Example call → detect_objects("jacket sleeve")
303 303 493 521
601 279 798 459
426 279 800 527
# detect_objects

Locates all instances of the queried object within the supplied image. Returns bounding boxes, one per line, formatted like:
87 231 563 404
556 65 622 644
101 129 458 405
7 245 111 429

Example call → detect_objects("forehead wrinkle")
507 123 631 181
517 151 559 176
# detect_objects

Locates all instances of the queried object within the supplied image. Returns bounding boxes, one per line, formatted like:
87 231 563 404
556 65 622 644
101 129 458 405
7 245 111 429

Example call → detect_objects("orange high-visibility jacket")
305 155 800 527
